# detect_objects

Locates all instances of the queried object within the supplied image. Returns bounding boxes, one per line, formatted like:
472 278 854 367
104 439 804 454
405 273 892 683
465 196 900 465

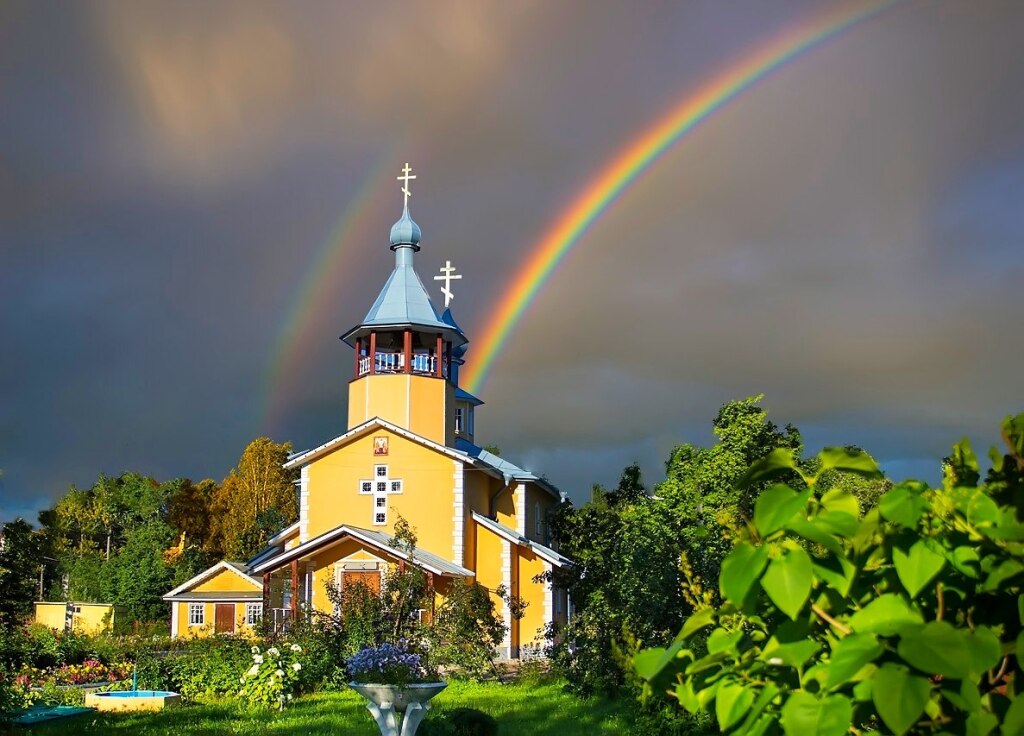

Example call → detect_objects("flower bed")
15 660 132 689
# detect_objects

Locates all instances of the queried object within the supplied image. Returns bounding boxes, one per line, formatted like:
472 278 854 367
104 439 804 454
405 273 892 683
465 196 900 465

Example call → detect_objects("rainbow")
261 155 399 431
463 0 898 393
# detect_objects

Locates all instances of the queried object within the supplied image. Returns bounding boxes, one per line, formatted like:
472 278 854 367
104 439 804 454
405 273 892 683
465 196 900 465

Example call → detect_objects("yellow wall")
517 548 550 649
34 603 116 635
172 601 262 638
305 429 456 559
347 374 452 444
193 568 261 594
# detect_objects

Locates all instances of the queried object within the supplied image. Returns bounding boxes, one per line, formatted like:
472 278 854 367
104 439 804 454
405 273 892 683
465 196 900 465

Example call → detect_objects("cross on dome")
397 163 416 208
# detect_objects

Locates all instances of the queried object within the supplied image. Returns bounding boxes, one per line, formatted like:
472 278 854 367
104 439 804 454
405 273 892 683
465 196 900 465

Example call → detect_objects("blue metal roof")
342 208 467 347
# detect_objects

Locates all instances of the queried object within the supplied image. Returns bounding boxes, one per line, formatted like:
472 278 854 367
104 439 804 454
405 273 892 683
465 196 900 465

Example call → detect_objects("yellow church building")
164 167 571 658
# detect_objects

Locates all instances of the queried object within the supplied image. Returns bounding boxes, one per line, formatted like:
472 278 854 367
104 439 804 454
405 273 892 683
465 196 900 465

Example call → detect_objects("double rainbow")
463 0 898 393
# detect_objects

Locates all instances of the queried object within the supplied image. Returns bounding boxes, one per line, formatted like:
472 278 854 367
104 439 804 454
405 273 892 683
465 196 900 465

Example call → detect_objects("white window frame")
455 407 464 434
188 603 205 626
534 502 542 537
245 603 263 626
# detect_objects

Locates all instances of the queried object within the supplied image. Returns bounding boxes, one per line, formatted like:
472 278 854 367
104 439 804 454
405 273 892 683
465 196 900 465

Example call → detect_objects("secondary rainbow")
261 156 398 431
463 0 898 393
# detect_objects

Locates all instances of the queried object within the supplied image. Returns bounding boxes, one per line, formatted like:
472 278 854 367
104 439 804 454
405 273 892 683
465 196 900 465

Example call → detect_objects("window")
188 603 204 626
376 481 387 493
376 465 387 477
245 603 263 626
455 407 464 434
361 481 372 494
555 587 563 615
375 511 386 524
376 497 386 508
534 502 542 537
390 480 402 493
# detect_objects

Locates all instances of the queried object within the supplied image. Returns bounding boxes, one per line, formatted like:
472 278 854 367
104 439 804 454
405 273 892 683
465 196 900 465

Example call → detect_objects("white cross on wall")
359 465 404 526
433 260 462 308
397 163 416 208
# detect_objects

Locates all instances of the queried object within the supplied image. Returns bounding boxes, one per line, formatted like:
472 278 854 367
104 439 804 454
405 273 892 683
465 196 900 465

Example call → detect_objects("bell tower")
341 164 468 445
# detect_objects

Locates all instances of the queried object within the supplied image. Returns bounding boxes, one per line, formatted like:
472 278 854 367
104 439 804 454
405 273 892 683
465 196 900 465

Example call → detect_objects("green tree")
635 414 1024 736
0 518 44 624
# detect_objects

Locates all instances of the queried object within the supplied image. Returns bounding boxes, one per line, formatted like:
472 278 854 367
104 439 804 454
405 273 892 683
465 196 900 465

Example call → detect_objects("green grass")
12 680 648 735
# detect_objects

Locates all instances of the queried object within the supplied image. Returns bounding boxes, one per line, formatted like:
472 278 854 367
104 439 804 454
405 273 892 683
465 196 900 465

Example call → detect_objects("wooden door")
343 570 381 594
214 604 235 633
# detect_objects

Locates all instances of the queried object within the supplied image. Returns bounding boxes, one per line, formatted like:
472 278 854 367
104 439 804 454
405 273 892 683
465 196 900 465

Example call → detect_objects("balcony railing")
357 352 446 378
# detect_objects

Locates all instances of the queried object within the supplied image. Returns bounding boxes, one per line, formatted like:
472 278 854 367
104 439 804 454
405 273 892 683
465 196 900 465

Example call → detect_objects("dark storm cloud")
2 0 1023 520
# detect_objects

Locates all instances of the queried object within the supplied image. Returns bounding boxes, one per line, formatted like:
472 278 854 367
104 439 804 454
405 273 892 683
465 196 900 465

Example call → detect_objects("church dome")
390 206 421 249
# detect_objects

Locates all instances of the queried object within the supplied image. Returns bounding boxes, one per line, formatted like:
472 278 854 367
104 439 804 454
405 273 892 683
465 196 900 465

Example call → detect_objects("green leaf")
878 484 927 528
965 710 998 736
825 633 883 690
872 664 931 735
897 621 972 679
754 485 811 537
983 559 1024 592
780 691 852 736
1018 631 1024 665
848 594 923 636
892 539 946 598
720 542 769 605
707 627 744 655
737 683 781 734
949 545 981 578
786 517 842 555
820 487 862 517
815 510 859 537
633 641 682 681
818 447 883 479
716 682 755 731
1003 694 1024 736
966 626 1002 677
763 637 821 668
679 606 715 641
813 555 857 597
968 492 1000 527
738 449 801 490
761 546 814 620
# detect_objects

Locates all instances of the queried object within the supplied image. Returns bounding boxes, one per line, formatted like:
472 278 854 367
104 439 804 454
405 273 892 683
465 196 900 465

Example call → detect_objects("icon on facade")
373 436 389 456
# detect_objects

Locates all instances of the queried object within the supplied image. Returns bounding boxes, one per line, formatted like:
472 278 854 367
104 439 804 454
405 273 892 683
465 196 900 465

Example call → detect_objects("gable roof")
251 524 473 578
471 512 573 568
284 418 561 501
163 560 262 599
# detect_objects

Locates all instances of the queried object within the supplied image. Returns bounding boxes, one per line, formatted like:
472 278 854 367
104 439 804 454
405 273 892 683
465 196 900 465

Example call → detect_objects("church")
163 166 571 658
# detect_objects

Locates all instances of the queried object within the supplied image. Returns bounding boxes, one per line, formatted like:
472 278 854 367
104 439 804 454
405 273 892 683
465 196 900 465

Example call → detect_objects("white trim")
245 602 263 626
452 461 464 566
406 373 411 428
543 561 553 629
500 539 512 658
163 561 262 599
470 512 572 568
252 524 473 577
299 466 310 543
267 521 300 547
171 602 179 639
515 483 526 537
283 417 470 470
188 603 205 627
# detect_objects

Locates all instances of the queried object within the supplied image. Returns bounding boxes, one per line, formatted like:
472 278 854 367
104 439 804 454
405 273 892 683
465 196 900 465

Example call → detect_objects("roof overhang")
163 561 262 600
471 512 573 568
251 524 473 578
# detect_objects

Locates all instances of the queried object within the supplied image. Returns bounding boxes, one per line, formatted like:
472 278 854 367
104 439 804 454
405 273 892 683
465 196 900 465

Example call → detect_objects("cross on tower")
433 260 462 308
359 464 404 526
397 163 416 208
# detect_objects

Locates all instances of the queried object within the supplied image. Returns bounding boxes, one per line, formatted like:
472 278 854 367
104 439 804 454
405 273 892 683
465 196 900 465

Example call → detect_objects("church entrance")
214 603 235 633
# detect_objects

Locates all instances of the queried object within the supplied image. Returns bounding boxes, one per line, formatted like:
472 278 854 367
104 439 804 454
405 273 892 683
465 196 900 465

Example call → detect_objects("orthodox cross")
397 162 416 208
433 260 462 308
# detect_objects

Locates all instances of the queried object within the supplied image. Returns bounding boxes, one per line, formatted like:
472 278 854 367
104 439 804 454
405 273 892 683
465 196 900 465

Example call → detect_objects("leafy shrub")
635 415 1024 736
238 643 304 710
428 579 509 680
22 625 91 669
346 641 436 685
163 635 252 700
0 665 24 719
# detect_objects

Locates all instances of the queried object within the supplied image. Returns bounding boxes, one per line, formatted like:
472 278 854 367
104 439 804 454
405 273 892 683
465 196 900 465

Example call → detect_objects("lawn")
12 680 648 735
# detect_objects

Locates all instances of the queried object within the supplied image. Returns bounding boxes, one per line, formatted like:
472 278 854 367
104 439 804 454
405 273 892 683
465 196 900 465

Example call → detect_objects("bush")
163 636 252 700
635 415 1024 736
238 643 304 710
22 625 91 669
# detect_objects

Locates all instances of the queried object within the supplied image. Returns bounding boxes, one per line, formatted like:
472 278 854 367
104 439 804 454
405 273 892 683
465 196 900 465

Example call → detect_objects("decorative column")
434 335 443 377
354 338 362 376
290 560 299 620
369 332 377 375
403 330 412 373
